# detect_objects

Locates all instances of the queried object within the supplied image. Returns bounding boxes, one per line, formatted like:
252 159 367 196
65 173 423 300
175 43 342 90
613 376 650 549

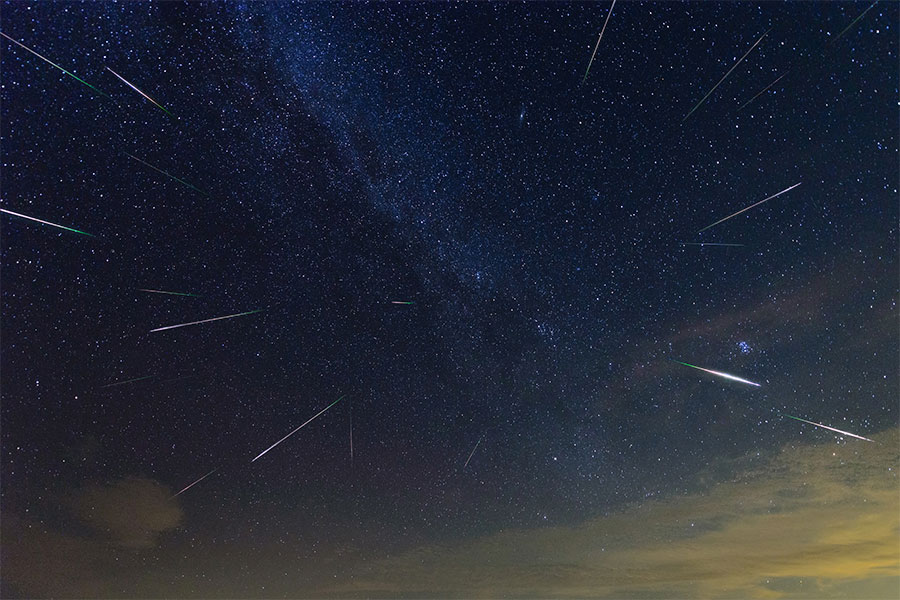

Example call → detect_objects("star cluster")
1 2 897 597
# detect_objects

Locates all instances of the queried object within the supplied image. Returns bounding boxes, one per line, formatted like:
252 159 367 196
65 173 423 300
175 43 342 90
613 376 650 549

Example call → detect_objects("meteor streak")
252 396 346 462
683 29 770 123
783 414 875 443
125 153 208 196
698 182 801 233
100 375 154 389
0 32 109 98
463 435 483 469
106 67 173 116
150 309 263 333
671 360 761 387
391 301 415 305
738 72 788 111
171 468 218 498
830 2 877 45
681 242 745 247
581 0 617 85
138 288 199 297
1 208 94 237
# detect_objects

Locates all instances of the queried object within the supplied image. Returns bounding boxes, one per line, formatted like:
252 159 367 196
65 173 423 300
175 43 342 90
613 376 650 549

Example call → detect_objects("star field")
1 2 897 598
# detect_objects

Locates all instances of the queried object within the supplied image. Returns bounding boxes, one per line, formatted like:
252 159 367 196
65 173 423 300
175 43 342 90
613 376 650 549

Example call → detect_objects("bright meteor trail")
252 396 346 462
0 32 109 98
683 29 770 123
671 360 761 387
391 301 415 305
1 208 94 237
698 182 802 233
125 153 208 196
783 414 875 443
150 309 263 333
171 468 218 498
106 67 173 116
581 0 616 85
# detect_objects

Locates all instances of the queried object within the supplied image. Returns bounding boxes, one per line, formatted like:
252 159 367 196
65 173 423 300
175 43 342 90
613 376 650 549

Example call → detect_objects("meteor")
0 32 109 98
391 301 415 305
463 435 483 470
830 1 877 45
100 375 154 389
698 182 801 233
150 309 263 333
171 468 218 498
106 67 173 116
683 29 770 123
738 72 788 111
783 414 875 443
1 208 94 237
581 0 617 85
138 288 199 297
671 360 761 387
252 395 346 462
125 153 208 196
681 242 745 247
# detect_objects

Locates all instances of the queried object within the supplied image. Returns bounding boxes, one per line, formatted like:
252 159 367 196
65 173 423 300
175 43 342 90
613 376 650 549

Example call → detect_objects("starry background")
1 2 897 598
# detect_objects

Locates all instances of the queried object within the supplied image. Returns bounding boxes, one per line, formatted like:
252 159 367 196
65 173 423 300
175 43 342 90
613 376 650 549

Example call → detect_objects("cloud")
322 428 900 598
69 476 183 548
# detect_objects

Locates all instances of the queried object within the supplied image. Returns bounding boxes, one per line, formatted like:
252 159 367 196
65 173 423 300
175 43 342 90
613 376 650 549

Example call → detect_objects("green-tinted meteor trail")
391 301 416 305
0 32 110 98
830 2 877 45
1 208 95 237
125 153 208 196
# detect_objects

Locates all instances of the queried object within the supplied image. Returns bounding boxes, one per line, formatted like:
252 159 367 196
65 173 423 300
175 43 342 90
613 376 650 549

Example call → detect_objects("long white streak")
582 0 617 84
252 396 345 462
150 310 261 332
463 435 483 469
683 29 770 122
106 66 171 115
171 468 218 498
107 67 158 104
785 415 875 443
673 360 761 387
699 182 801 233
699 367 761 387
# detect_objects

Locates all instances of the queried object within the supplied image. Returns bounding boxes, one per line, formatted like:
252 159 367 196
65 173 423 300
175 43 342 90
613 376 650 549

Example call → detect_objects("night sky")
1 2 898 598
